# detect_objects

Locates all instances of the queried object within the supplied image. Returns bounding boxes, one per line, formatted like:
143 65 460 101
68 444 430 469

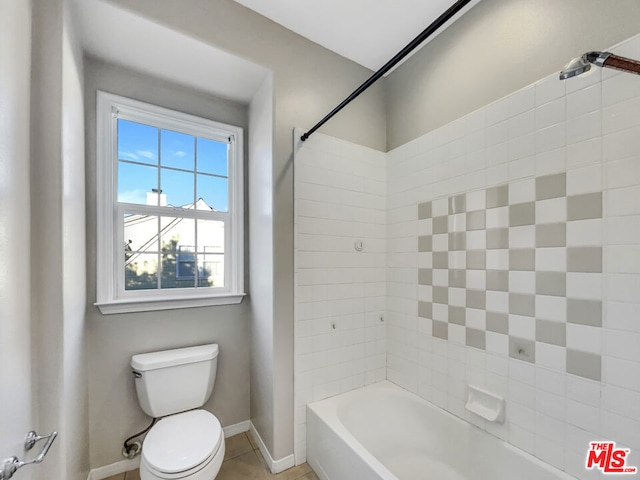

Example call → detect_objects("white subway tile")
601 411 640 451
605 245 640 274
536 75 566 106
486 290 509 314
605 301 640 333
566 66 601 94
535 97 565 129
603 71 640 107
604 185 640 217
509 271 536 294
509 110 535 139
486 331 509 356
509 87 535 117
535 342 566 371
566 324 602 355
536 366 566 396
509 178 535 204
603 96 640 135
486 206 509 229
567 111 601 145
567 84 601 119
566 219 602 247
466 270 486 290
509 314 536 340
566 272 602 300
606 273 640 303
605 156 640 190
510 423 535 455
536 388 566 420
487 97 510 125
565 398 601 433
567 164 602 195
509 225 536 249
535 294 567 322
486 249 509 270
605 329 640 363
603 126 640 163
535 197 567 224
604 356 640 392
535 147 567 176
535 123 566 154
567 137 602 169
601 384 640 420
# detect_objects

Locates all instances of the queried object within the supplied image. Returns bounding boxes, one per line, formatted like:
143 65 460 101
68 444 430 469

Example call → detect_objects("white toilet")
131 344 226 480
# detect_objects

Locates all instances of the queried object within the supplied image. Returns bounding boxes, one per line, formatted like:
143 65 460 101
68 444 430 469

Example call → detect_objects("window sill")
95 293 246 315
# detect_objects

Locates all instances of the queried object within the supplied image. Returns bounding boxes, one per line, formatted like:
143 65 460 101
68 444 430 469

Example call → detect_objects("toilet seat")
141 409 224 479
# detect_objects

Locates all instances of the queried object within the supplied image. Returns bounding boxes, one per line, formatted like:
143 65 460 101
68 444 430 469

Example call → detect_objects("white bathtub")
307 381 577 480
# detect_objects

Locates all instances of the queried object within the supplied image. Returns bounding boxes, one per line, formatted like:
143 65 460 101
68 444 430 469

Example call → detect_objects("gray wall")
387 0 640 149
0 1 35 479
248 74 276 454
84 57 251 468
103 0 387 461
30 1 90 479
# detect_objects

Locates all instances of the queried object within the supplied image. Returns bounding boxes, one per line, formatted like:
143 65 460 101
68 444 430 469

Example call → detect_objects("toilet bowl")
130 345 225 480
139 410 225 480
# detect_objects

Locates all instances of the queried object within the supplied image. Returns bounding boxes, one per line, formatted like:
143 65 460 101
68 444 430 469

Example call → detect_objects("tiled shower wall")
293 129 387 462
386 35 640 479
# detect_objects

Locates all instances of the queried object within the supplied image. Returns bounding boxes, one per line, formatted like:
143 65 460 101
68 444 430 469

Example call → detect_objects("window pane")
161 168 194 207
118 119 158 165
161 129 195 170
197 219 224 287
125 253 158 290
118 162 158 205
197 138 228 176
124 214 159 251
197 174 228 212
161 252 195 289
198 253 223 287
158 217 195 289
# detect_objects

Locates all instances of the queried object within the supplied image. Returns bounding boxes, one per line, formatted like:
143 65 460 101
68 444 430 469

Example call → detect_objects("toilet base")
140 439 225 480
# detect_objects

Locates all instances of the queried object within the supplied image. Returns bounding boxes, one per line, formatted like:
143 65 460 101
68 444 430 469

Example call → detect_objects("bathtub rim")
307 380 578 480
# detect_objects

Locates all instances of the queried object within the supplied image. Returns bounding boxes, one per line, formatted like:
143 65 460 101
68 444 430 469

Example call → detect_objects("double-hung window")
96 92 244 314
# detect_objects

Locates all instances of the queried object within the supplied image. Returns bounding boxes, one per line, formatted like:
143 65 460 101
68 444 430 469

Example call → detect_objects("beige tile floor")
104 432 318 480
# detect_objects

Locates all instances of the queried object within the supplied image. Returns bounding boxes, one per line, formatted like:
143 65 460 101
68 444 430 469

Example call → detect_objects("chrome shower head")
559 54 593 80
559 51 608 80
560 51 640 80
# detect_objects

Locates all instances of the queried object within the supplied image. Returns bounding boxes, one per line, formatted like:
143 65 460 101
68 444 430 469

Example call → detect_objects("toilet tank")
131 344 219 418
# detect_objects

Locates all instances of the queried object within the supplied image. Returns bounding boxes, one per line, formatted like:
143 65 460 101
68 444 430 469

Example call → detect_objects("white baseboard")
249 422 295 474
87 457 140 480
87 420 251 480
223 419 251 438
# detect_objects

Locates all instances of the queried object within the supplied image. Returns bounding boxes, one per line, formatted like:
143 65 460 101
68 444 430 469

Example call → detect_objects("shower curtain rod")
300 0 474 142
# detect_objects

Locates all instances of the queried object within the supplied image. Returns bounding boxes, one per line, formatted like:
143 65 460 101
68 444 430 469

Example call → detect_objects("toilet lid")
143 410 223 474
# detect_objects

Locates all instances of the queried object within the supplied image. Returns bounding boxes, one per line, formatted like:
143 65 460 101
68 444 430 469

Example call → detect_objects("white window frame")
95 91 245 314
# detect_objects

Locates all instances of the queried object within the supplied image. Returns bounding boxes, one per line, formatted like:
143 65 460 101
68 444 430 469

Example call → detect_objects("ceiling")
74 0 270 103
232 0 481 71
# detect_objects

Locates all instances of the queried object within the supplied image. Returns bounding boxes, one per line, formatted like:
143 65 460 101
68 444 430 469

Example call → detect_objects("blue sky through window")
117 119 229 211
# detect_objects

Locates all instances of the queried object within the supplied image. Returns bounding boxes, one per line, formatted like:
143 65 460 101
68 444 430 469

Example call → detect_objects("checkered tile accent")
417 172 603 381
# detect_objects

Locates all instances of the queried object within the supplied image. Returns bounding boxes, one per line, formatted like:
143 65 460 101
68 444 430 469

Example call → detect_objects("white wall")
386 32 640 480
0 1 35 478
293 130 387 463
